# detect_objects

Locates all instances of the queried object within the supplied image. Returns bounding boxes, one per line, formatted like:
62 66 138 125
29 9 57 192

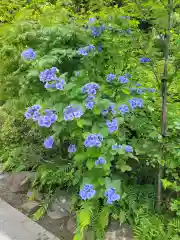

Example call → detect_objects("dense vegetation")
0 0 180 239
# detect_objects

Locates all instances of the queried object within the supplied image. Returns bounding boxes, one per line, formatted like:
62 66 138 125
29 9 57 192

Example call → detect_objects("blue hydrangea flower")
129 98 143 109
84 134 103 148
37 109 57 128
82 83 100 95
68 144 76 153
78 45 95 56
78 48 88 56
97 43 102 52
137 88 144 94
90 26 101 37
106 119 118 133
136 83 141 87
44 136 54 149
95 157 106 166
147 88 156 92
89 17 96 23
112 144 122 150
21 48 36 60
102 103 116 116
40 67 58 83
124 145 133 153
56 79 65 90
118 75 129 83
63 105 84 121
119 104 129 114
130 88 137 93
101 109 109 116
109 104 116 115
45 82 56 89
79 184 96 200
24 104 41 120
106 73 116 82
32 111 40 121
85 95 96 110
104 188 120 204
140 57 150 63
87 44 95 51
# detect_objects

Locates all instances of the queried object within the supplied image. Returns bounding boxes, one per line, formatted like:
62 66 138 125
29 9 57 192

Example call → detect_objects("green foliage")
134 208 180 240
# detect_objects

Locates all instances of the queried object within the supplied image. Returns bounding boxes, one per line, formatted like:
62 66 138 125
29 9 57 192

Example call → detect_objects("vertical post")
157 0 172 212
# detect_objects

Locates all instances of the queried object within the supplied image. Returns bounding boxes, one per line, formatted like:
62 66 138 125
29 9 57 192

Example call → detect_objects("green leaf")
121 165 132 172
119 210 126 224
86 159 94 170
74 153 86 162
100 127 109 137
111 179 121 192
64 83 76 91
77 119 92 128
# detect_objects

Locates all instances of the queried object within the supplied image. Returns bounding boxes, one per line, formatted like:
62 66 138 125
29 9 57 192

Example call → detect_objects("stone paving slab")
0 198 60 240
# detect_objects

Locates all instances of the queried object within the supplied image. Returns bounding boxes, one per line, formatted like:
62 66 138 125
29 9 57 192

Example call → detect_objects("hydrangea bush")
22 11 163 239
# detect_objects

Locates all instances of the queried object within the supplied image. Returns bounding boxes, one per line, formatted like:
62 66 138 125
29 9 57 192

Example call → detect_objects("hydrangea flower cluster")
68 144 76 153
90 25 106 37
24 104 41 120
107 73 131 83
118 75 129 83
78 44 95 56
106 73 116 82
140 57 150 63
129 98 143 109
40 67 58 83
84 134 103 148
44 136 54 149
95 157 106 166
38 109 57 128
21 48 36 60
106 119 118 133
130 86 156 95
40 67 65 90
82 83 100 95
85 95 96 110
104 188 120 204
79 184 96 200
112 144 133 152
88 17 96 23
82 83 100 110
45 78 65 90
112 144 122 150
119 104 129 114
97 43 103 52
102 103 116 116
124 145 133 153
63 105 84 121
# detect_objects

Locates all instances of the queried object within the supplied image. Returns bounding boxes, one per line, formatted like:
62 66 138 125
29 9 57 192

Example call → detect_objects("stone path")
0 198 60 240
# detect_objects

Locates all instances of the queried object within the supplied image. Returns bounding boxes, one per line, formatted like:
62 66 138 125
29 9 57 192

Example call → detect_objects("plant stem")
157 0 173 212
